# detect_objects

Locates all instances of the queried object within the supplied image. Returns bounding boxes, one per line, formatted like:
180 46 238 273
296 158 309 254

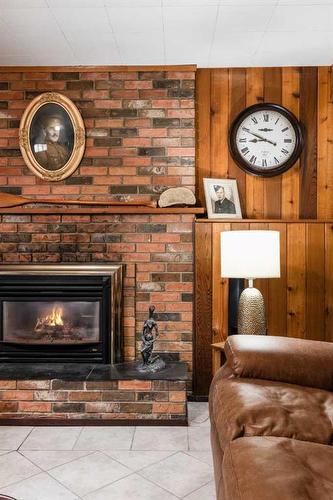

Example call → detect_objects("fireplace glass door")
3 301 100 345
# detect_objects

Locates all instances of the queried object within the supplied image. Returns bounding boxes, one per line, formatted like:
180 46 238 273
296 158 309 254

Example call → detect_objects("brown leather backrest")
224 335 333 391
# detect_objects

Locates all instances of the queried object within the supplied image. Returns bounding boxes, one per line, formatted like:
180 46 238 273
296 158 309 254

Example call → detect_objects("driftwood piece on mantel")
0 192 156 209
0 207 205 215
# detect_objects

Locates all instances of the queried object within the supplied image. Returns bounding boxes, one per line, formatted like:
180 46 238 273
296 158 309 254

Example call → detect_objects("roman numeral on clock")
239 138 247 142
274 157 279 164
281 127 289 132
242 127 250 132
262 159 267 167
250 155 257 164
284 139 292 143
241 147 249 155
251 116 258 124
281 148 289 155
263 114 269 122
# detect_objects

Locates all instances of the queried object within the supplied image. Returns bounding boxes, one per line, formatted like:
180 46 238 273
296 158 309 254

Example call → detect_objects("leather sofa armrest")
223 335 333 391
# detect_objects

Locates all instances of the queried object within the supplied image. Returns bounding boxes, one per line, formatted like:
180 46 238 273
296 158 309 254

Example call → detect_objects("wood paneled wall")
194 220 333 396
196 67 333 220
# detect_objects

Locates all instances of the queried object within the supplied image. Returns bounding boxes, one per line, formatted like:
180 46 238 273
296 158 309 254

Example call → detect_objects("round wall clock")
228 103 304 177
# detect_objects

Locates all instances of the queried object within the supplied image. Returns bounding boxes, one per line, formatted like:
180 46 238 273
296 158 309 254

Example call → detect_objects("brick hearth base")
0 379 187 424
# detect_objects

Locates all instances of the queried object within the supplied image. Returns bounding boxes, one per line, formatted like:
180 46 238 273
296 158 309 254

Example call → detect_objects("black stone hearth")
0 360 189 381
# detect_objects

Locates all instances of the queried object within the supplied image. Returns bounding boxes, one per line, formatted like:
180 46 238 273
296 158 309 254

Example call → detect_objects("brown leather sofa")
209 335 333 500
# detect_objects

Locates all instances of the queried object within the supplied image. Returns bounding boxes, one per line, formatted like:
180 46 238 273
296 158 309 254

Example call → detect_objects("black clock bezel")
228 103 304 178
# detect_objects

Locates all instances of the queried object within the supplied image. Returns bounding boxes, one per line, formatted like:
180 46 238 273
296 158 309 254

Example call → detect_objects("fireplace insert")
0 265 123 363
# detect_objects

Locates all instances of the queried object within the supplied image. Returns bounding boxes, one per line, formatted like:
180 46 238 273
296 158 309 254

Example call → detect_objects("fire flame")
35 306 64 330
46 307 64 326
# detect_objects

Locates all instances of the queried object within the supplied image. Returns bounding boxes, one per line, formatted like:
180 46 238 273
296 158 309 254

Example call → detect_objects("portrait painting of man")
19 92 85 182
29 103 74 171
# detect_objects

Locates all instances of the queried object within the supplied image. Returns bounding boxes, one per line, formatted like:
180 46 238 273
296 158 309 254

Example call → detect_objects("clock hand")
249 138 265 143
247 130 277 146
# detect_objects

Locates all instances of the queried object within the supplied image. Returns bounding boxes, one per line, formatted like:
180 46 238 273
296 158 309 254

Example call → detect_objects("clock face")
229 104 303 177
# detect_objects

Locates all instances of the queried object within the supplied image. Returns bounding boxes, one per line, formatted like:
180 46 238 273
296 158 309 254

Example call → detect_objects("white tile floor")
0 403 216 500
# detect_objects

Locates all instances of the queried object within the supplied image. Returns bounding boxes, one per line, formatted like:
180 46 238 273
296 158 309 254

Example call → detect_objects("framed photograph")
19 92 85 182
203 178 242 219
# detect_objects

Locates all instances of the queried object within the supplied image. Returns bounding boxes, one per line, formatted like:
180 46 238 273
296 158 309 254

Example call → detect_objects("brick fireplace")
0 66 196 422
0 264 122 363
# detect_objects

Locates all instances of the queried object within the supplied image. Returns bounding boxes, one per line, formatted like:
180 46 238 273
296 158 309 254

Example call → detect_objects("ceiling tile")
116 32 164 64
47 0 104 6
20 53 78 66
105 0 161 5
165 32 211 63
75 50 122 65
0 0 46 7
0 37 28 56
253 31 333 66
216 5 276 32
0 55 35 64
278 0 333 4
268 5 333 31
106 6 163 33
0 8 60 35
164 5 218 33
67 32 120 63
163 0 220 5
220 0 277 4
12 34 73 55
50 7 111 32
210 31 263 66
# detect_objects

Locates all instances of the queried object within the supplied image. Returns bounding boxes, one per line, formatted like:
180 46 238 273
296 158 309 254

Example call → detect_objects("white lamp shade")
221 230 280 279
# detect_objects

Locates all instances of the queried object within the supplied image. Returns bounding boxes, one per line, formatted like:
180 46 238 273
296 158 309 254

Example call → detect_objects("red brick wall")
0 379 187 422
0 68 195 379
0 69 195 200
0 212 193 372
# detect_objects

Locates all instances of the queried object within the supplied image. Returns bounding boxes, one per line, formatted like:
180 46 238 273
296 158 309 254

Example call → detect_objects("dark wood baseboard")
187 394 208 402
0 418 188 426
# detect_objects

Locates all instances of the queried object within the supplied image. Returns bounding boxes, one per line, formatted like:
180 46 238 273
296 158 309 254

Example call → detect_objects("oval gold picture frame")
19 92 85 182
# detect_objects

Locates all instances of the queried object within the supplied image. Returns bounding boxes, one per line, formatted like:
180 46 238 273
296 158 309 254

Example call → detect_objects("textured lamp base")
237 287 266 335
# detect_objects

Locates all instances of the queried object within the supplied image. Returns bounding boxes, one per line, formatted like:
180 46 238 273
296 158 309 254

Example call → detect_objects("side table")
212 341 226 375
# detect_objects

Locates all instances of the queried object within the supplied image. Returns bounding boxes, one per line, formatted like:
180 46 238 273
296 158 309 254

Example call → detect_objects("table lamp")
220 230 280 335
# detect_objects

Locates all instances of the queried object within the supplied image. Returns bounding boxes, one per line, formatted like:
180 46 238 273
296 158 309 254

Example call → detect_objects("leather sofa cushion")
223 436 333 500
224 335 333 391
211 378 333 451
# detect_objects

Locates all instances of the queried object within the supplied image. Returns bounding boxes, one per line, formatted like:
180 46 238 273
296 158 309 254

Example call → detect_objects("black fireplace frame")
0 264 123 364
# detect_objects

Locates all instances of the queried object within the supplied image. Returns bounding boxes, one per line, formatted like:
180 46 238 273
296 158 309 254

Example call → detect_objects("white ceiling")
0 0 332 67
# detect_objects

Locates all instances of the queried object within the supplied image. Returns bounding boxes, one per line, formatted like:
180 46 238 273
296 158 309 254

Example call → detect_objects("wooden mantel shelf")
0 206 205 215
195 218 333 223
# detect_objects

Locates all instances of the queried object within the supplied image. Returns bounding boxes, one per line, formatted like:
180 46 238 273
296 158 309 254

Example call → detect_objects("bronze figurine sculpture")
139 305 166 372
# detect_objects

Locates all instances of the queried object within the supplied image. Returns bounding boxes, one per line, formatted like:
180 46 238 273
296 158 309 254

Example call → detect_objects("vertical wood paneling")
281 67 300 219
228 69 247 210
212 223 231 344
306 223 325 340
317 67 331 218
194 220 333 396
299 67 318 219
325 223 333 342
268 222 287 335
287 223 306 338
194 222 213 396
263 68 282 219
245 68 264 219
210 69 229 179
196 66 333 220
196 69 211 207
